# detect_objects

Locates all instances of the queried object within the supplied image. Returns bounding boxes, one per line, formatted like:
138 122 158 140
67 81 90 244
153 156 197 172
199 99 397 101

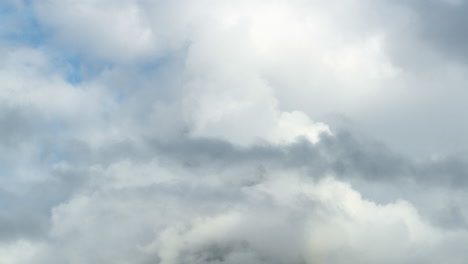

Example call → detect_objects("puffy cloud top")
1 0 468 263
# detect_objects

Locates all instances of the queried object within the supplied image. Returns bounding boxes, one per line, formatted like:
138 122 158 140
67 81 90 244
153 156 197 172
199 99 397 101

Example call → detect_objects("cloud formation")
1 0 468 263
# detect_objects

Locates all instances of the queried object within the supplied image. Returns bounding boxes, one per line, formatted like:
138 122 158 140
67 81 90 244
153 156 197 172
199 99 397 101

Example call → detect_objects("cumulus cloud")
15 144 468 263
1 0 468 263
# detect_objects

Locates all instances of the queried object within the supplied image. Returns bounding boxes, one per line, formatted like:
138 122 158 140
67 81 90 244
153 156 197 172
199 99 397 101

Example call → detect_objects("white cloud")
35 0 159 62
3 0 468 263
22 160 468 263
32 0 404 146
0 46 105 119
0 240 40 264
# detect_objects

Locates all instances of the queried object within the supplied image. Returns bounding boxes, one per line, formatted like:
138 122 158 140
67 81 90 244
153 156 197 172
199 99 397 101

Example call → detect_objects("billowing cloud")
1 0 468 263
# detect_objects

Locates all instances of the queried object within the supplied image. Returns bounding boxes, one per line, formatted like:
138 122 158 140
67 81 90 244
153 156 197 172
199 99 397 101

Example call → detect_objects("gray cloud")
3 126 468 263
2 0 468 263
407 0 468 63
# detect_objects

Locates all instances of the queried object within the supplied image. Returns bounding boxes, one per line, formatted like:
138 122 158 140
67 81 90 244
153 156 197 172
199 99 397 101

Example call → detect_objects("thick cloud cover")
1 0 468 263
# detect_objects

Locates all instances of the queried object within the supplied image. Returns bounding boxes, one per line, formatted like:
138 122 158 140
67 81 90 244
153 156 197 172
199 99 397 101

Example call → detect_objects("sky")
1 0 468 263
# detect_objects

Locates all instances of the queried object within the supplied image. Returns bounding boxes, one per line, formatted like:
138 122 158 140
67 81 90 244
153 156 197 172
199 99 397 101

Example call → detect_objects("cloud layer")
1 0 468 263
